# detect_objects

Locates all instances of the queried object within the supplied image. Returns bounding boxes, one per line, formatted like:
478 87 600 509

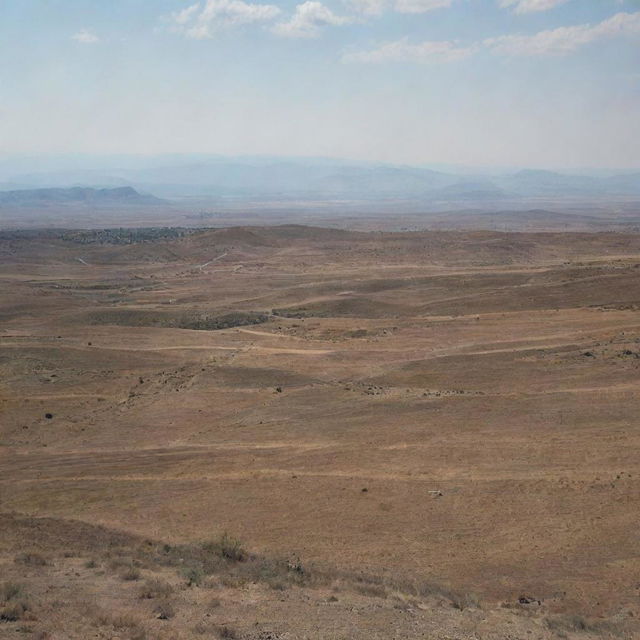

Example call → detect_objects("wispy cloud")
485 11 640 55
171 0 280 38
498 0 568 14
343 37 474 63
393 0 452 14
348 0 452 15
347 0 386 16
71 29 100 44
272 1 351 38
344 11 640 64
173 3 202 25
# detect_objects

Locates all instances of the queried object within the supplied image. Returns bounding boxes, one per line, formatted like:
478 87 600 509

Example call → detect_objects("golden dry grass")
2 225 640 637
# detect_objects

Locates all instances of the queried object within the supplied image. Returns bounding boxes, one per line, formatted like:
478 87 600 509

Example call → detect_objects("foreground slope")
1 226 640 638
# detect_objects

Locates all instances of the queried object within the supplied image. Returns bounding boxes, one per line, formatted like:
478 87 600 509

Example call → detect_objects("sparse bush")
87 309 269 331
251 559 293 590
139 578 173 599
182 566 205 587
108 556 138 571
204 533 247 563
120 567 141 581
546 614 624 637
154 599 175 620
85 559 98 569
0 603 28 622
355 583 387 598
194 621 217 635
234 555 312 592
14 552 47 567
96 612 137 628
0 582 30 622
546 614 594 633
95 611 146 639
62 227 196 245
1 582 26 602
450 592 481 610
220 574 247 589
15 625 34 634
412 580 443 598
268 580 287 591
217 625 239 639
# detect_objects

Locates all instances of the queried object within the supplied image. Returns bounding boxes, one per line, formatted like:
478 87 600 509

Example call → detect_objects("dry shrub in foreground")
545 613 626 636
120 566 141 581
202 532 248 562
153 599 176 620
138 578 174 599
14 552 47 567
0 582 31 622
160 533 480 610
355 583 387 599
94 610 146 640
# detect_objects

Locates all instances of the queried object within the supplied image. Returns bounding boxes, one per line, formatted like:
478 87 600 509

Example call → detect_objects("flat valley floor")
1 226 640 639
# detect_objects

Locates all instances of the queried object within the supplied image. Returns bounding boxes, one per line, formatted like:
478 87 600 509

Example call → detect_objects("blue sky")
1 0 639 168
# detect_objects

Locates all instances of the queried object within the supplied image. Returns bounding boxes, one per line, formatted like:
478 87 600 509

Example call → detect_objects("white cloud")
343 37 474 63
171 0 280 38
485 11 640 55
348 0 386 16
174 3 202 24
71 29 100 44
348 0 451 15
394 0 452 14
498 0 568 14
272 1 351 38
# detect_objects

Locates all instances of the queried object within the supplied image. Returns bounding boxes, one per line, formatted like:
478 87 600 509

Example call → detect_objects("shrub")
0 583 30 622
546 614 593 633
355 583 387 599
0 603 28 622
1 582 26 602
182 567 204 587
193 621 218 635
154 600 175 620
204 533 247 563
139 578 173 599
14 552 47 567
95 611 146 639
247 558 307 590
120 567 141 581
108 557 139 571
217 625 239 639
450 592 481 610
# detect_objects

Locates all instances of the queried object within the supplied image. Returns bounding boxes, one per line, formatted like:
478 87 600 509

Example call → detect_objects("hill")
2 225 640 636
0 186 164 207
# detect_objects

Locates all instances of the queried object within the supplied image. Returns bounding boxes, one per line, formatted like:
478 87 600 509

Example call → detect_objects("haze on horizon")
1 0 639 169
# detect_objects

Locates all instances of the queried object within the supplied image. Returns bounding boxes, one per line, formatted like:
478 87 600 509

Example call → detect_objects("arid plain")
2 225 640 639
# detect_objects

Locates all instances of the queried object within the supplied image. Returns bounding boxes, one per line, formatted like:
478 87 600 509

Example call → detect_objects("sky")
0 0 639 169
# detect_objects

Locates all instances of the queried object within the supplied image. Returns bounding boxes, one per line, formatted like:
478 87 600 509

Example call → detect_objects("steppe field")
2 225 640 639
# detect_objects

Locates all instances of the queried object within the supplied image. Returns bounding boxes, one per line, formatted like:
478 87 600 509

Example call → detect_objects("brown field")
2 225 640 639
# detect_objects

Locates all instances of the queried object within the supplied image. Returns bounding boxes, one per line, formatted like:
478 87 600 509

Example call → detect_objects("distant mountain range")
493 169 640 197
0 156 639 202
0 186 164 207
